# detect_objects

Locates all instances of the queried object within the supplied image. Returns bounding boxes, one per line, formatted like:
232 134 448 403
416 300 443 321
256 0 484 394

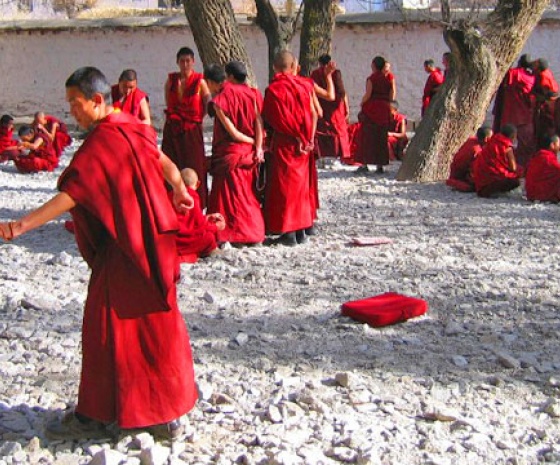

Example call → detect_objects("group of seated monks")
0 112 72 173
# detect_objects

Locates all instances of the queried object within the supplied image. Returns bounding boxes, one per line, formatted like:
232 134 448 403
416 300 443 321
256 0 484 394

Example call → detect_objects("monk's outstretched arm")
159 150 194 212
0 192 76 241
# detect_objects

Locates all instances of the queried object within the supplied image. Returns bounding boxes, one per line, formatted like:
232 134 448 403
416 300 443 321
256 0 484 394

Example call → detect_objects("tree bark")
183 0 256 86
298 0 337 77
397 0 551 182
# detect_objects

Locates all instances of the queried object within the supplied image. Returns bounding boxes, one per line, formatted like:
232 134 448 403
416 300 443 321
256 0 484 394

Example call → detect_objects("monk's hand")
173 188 194 213
208 213 226 231
255 148 265 163
326 61 337 75
0 221 17 241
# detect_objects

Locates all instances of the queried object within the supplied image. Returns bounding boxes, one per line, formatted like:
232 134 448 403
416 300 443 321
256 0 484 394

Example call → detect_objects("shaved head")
274 50 295 73
180 168 199 189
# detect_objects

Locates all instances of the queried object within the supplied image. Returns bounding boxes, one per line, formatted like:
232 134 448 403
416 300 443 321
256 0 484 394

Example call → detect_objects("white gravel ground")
0 139 559 465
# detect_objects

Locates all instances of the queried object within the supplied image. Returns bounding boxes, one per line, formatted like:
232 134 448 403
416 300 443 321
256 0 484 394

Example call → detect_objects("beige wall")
1 19 559 129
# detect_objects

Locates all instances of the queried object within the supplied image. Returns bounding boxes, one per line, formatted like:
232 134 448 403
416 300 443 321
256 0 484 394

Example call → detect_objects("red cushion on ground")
341 292 428 327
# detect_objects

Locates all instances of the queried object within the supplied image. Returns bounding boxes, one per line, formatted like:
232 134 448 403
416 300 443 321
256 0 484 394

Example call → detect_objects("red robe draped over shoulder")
388 112 408 161
58 111 197 428
0 126 16 161
14 129 58 173
446 137 482 192
356 71 394 166
111 85 149 120
422 68 444 116
208 82 265 244
162 71 208 207
525 149 560 202
473 133 520 197
310 67 350 160
45 115 72 158
262 73 314 234
172 187 218 262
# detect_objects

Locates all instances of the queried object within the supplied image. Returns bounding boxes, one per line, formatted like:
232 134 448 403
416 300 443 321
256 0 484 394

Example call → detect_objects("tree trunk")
298 0 337 77
397 0 551 182
183 0 256 86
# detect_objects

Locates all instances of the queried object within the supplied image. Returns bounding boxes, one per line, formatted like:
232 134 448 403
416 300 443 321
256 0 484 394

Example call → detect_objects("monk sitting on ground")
525 134 560 202
172 168 225 263
12 125 58 174
387 100 408 161
473 124 521 197
0 115 18 162
33 111 72 158
447 126 493 192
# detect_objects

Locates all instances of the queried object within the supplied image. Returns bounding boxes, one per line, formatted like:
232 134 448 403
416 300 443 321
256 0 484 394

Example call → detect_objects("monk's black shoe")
277 232 297 246
304 225 317 236
296 229 308 244
45 411 117 441
143 419 184 441
376 166 384 174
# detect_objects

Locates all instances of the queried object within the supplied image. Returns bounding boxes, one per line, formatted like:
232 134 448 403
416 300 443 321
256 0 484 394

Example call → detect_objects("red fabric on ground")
162 71 208 208
262 73 314 234
341 292 428 328
525 149 560 202
446 137 482 192
58 110 197 428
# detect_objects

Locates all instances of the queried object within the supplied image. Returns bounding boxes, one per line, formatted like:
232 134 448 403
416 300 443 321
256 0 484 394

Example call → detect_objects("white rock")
496 352 521 369
139 445 170 465
89 449 127 465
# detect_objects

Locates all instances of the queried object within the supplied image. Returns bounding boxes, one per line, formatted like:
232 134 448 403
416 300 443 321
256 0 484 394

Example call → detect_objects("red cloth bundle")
341 292 428 327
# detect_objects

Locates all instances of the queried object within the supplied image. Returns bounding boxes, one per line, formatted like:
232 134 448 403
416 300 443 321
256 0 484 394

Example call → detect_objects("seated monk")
525 134 560 202
12 125 58 174
473 124 521 197
387 100 408 161
447 126 493 192
0 115 18 162
33 111 72 158
172 168 225 263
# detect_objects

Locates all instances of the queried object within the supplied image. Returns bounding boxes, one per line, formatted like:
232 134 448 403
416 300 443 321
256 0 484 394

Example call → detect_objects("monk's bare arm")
215 107 255 145
310 93 318 143
0 192 76 241
389 79 396 101
20 137 44 150
360 79 373 106
506 148 517 173
314 73 335 102
200 79 212 117
159 150 194 212
312 91 323 119
139 98 152 126
255 105 264 162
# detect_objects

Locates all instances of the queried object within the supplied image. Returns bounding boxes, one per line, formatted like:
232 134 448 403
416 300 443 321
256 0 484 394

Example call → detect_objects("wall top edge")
0 10 559 32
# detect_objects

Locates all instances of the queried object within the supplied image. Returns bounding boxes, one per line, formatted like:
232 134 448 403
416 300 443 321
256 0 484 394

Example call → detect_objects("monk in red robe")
525 134 560 202
473 124 521 197
310 55 351 161
111 69 151 125
492 54 535 167
173 168 224 262
533 59 559 143
204 62 265 247
0 67 197 440
421 59 445 116
387 100 408 161
12 125 58 173
447 126 492 192
162 47 211 208
356 55 396 174
262 50 317 246
0 115 18 162
33 111 73 158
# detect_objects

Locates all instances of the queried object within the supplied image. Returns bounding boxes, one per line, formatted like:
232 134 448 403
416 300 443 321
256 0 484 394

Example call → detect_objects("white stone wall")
0 19 559 129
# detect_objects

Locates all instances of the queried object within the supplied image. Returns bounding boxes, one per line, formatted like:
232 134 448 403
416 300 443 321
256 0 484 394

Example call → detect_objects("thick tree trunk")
298 0 337 77
183 0 256 86
397 0 551 182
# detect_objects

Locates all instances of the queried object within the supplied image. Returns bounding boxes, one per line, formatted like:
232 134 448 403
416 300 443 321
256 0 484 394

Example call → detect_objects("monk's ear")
92 93 105 107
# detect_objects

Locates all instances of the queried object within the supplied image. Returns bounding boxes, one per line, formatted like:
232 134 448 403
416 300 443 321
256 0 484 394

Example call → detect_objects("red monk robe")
207 81 265 245
525 149 560 202
310 67 351 160
473 133 520 197
492 66 535 167
422 68 444 116
14 128 58 174
446 137 482 192
58 111 197 428
356 70 394 167
387 111 408 161
111 84 149 120
262 73 315 234
44 115 72 158
162 71 208 207
0 125 17 162
171 187 218 262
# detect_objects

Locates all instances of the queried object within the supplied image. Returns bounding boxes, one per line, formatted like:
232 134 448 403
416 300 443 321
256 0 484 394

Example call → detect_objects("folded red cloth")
64 220 75 234
341 292 428 327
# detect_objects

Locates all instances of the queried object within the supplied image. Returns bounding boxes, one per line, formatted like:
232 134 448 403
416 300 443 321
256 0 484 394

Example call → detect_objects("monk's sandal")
45 411 117 441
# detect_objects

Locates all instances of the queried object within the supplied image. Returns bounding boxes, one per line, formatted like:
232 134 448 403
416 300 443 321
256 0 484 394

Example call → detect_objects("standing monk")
492 54 535 167
356 56 396 174
421 59 445 116
310 55 351 161
525 134 560 202
111 69 151 125
473 124 520 197
205 61 265 247
262 50 317 246
33 111 73 158
0 67 197 440
162 47 211 208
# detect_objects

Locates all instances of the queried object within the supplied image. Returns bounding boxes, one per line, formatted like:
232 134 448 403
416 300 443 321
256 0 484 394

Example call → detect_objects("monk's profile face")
20 132 34 143
177 54 195 75
35 113 47 125
66 86 100 130
551 138 560 153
